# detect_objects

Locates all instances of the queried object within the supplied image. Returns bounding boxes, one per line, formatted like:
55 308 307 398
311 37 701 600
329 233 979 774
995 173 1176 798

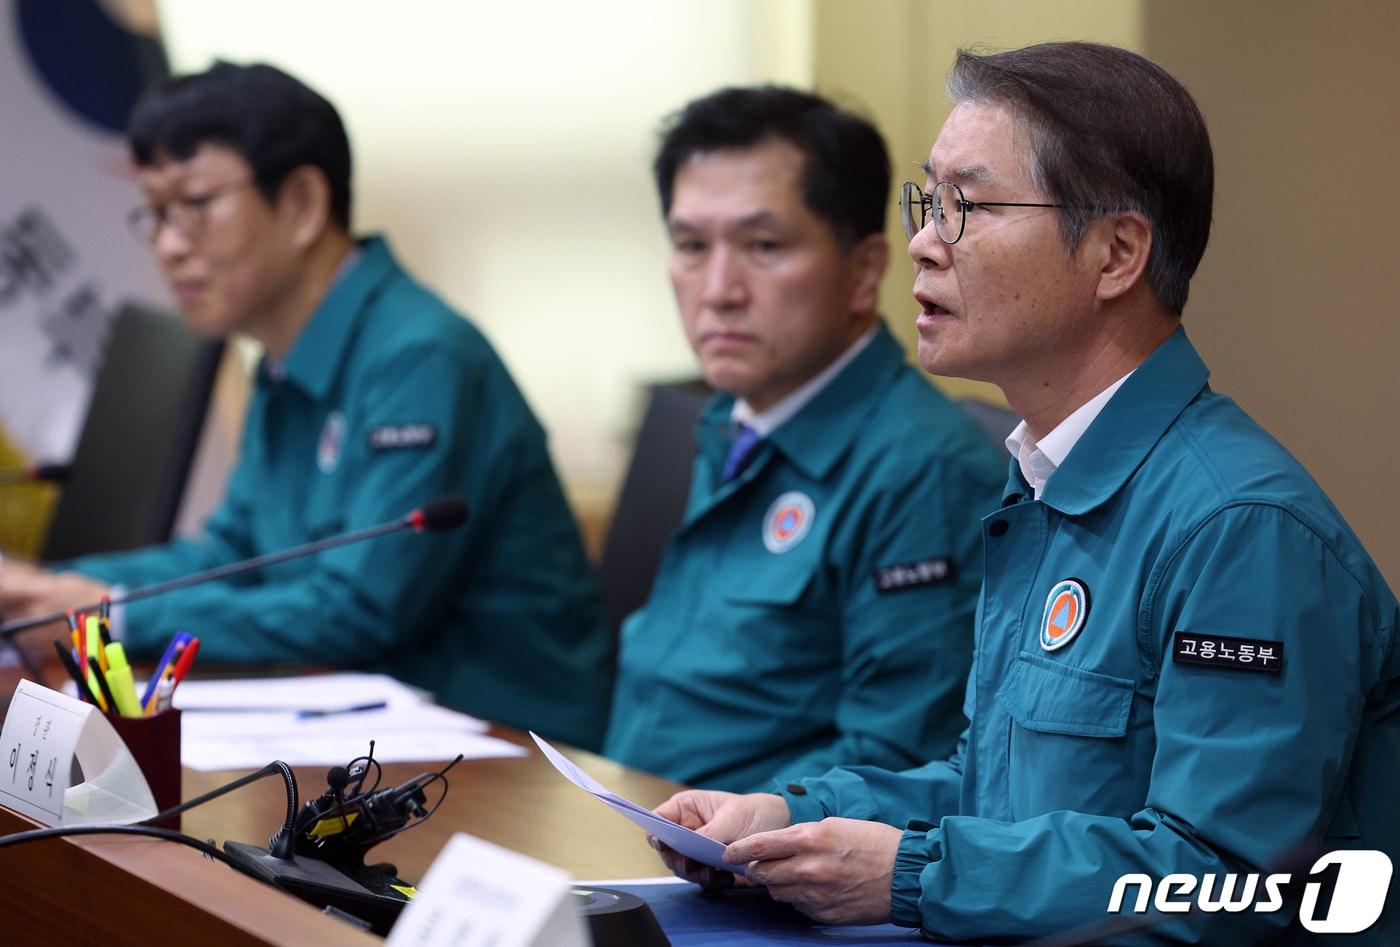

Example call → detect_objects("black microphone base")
223 844 670 943
573 886 671 946
223 841 411 935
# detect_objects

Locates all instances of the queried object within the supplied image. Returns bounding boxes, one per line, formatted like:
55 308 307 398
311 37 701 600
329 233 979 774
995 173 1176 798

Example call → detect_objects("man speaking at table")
603 86 1004 792
652 43 1400 942
0 62 613 750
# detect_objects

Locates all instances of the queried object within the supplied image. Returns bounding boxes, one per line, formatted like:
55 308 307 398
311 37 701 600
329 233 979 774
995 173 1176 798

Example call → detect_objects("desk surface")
183 725 684 883
0 667 684 944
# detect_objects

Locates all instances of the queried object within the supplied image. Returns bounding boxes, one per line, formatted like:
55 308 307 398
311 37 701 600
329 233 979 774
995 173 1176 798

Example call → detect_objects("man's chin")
915 338 957 378
700 364 756 399
177 306 239 341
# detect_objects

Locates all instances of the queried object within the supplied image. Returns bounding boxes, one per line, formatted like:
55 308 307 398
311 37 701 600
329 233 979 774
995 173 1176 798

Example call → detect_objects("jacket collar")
1038 325 1209 515
697 320 908 483
271 235 398 400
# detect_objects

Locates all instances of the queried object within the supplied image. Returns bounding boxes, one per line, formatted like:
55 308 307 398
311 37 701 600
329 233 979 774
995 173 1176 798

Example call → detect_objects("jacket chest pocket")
995 652 1145 819
302 489 346 542
722 552 818 608
716 553 832 673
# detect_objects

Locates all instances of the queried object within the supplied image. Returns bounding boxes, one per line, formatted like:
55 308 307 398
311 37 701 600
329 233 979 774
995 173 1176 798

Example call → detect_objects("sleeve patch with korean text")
1172 632 1283 674
874 557 955 593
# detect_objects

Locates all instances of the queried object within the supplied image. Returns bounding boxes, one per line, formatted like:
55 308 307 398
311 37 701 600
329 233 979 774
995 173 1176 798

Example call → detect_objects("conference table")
0 665 685 945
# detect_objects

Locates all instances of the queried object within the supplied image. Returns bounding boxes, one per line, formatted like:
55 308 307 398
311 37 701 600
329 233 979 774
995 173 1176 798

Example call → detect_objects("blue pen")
295 700 389 720
140 630 194 710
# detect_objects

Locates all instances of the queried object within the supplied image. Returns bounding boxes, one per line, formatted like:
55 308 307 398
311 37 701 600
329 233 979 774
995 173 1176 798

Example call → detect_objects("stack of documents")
174 673 526 771
532 732 745 875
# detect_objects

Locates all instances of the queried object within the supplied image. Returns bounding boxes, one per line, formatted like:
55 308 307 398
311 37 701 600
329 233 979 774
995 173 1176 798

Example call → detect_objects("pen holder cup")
109 709 182 829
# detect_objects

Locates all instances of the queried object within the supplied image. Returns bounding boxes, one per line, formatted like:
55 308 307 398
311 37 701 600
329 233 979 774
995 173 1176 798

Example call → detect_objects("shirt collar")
698 320 907 482
1032 326 1209 515
269 235 396 399
730 325 877 437
1005 370 1133 499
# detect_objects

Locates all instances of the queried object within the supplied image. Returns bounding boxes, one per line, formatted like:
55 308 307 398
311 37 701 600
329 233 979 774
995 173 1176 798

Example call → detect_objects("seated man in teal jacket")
0 63 612 750
651 44 1399 942
603 87 1005 791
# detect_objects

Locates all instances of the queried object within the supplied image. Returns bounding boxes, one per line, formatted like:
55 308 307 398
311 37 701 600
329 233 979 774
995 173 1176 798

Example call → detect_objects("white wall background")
154 0 813 511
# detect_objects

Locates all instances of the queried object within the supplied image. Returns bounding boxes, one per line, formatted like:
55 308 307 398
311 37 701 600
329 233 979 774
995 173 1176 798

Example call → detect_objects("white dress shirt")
730 325 877 436
1004 370 1134 498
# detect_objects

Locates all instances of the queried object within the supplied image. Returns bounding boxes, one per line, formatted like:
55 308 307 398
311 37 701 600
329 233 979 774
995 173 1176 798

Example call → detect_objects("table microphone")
0 494 469 638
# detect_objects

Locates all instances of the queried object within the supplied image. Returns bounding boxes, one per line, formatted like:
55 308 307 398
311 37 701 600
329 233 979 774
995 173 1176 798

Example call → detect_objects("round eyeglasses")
126 178 254 243
900 180 1069 244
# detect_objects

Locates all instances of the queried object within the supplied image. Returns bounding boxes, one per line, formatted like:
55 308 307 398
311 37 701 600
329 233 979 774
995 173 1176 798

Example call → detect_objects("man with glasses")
0 62 614 750
649 43 1398 942
603 86 1004 792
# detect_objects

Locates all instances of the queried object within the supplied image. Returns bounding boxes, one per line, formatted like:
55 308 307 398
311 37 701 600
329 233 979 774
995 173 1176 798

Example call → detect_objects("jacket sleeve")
780 729 969 827
887 504 1396 943
60 402 264 591
71 345 485 663
769 453 997 788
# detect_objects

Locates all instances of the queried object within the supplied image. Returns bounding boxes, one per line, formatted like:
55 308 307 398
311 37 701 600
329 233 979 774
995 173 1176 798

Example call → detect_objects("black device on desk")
223 744 670 944
223 745 459 936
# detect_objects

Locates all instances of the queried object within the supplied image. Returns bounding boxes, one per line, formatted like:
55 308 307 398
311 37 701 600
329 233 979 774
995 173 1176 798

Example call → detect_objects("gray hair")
948 42 1213 315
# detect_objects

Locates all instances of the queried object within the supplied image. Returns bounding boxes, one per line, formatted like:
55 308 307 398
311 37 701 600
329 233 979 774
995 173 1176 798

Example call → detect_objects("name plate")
0 680 89 824
0 680 156 826
386 832 586 947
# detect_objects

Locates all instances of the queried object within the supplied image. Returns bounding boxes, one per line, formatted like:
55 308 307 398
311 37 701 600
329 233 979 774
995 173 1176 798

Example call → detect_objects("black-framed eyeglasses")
900 180 1068 244
126 178 254 243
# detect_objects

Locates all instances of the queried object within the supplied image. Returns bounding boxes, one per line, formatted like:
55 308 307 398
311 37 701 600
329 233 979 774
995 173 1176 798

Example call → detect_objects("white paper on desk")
529 731 747 876
174 674 526 771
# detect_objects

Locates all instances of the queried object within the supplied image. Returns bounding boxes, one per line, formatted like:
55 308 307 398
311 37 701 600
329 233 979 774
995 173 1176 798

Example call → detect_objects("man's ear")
1094 211 1152 302
847 232 889 315
275 165 334 251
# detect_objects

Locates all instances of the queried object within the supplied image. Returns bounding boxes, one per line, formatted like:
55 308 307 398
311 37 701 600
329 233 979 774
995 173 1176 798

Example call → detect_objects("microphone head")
415 495 469 532
33 463 72 483
326 765 350 793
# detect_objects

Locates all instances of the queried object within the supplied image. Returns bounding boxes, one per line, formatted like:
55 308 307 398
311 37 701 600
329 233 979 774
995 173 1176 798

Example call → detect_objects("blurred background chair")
596 380 710 632
40 304 222 562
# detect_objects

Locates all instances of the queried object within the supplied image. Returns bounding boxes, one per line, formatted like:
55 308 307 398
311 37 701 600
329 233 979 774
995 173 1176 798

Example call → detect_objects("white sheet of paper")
173 674 526 771
530 731 747 876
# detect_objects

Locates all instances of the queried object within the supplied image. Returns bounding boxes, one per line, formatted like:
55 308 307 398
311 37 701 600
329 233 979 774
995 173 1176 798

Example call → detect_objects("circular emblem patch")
763 491 815 554
1040 578 1090 652
317 410 346 473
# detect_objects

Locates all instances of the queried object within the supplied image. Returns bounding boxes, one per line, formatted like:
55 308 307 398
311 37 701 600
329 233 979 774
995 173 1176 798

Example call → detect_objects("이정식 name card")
0 680 89 823
386 832 587 947
0 680 156 826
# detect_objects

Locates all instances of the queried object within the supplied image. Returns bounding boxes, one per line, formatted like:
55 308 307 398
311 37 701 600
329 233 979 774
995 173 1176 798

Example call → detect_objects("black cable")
355 771 451 850
0 823 248 872
136 760 297 831
345 755 463 851
0 761 300 870
346 740 381 797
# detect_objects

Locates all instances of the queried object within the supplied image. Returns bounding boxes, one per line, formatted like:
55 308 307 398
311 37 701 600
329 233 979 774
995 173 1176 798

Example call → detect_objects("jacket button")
785 783 807 795
988 519 1010 537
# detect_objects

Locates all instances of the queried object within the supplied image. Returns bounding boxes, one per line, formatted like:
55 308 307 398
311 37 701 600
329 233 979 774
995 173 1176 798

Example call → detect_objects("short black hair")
129 61 352 230
948 43 1213 314
653 85 890 249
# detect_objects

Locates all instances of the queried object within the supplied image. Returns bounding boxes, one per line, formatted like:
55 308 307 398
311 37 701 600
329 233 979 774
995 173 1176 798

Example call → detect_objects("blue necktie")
722 423 763 482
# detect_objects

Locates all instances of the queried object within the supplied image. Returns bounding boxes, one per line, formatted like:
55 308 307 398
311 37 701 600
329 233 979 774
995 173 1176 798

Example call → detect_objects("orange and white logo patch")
763 491 815 554
1040 578 1090 651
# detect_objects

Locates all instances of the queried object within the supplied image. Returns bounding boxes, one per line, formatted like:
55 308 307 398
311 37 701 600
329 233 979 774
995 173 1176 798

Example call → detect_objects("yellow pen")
102 643 143 718
86 616 108 673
